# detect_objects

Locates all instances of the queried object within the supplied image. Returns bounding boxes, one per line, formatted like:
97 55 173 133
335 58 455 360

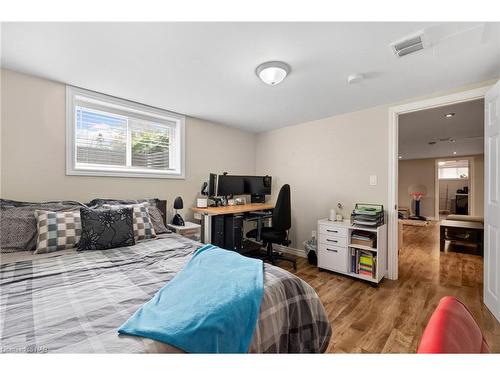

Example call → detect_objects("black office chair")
246 184 297 270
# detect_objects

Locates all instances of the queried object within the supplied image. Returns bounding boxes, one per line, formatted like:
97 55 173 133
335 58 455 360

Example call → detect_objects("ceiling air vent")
391 34 425 57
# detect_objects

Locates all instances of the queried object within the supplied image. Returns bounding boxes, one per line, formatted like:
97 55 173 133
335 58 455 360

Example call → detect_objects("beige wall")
256 80 495 249
398 155 484 219
398 158 436 218
256 106 390 248
0 69 256 220
473 154 484 217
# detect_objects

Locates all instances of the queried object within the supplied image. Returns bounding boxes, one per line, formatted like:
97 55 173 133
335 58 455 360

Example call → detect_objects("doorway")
436 158 474 220
387 86 491 280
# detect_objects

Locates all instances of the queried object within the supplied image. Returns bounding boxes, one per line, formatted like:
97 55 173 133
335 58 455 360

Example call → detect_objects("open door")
484 80 500 322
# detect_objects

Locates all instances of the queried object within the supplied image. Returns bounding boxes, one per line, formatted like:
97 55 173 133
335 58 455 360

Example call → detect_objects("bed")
0 200 331 353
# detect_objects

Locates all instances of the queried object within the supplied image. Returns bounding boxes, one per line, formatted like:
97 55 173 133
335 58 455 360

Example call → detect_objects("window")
438 159 469 180
66 86 185 178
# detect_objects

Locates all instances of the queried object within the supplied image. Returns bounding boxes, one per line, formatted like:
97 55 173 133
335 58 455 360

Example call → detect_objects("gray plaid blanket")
0 234 331 353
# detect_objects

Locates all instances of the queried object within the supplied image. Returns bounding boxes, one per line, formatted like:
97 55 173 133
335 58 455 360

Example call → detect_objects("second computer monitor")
244 175 272 195
217 175 245 196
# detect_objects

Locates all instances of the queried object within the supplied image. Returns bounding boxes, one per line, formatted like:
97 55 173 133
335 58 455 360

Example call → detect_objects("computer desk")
191 203 274 244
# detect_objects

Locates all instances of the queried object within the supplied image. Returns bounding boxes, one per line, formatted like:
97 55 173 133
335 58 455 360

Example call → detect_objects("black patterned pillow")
103 203 156 241
78 207 135 251
87 198 169 234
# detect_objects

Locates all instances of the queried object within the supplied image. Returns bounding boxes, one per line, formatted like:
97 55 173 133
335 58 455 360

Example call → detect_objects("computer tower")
211 215 225 248
224 215 243 252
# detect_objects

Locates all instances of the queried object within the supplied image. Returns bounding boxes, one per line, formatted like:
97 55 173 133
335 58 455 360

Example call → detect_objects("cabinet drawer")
318 235 347 247
318 224 348 237
318 243 348 273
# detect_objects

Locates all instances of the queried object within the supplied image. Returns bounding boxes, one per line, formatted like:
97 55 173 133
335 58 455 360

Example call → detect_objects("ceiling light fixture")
453 151 457 155
445 113 455 118
398 156 403 159
256 61 291 86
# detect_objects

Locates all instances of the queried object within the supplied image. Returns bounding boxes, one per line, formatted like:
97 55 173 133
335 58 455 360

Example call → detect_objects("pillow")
0 199 85 253
147 206 169 234
34 210 82 254
87 198 169 234
103 203 156 241
78 207 135 251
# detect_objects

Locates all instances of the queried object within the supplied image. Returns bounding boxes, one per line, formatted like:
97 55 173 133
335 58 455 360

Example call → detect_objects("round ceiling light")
445 113 455 118
255 61 291 86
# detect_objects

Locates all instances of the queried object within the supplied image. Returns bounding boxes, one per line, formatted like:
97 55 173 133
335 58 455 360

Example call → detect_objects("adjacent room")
1 20 500 358
397 99 486 330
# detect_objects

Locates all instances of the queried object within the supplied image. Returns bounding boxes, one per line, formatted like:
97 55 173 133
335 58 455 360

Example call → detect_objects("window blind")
67 86 184 178
130 119 174 171
74 106 178 172
76 106 127 167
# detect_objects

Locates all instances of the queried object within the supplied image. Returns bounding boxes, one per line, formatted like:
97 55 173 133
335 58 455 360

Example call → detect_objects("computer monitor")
208 173 217 197
217 175 245 196
243 175 272 203
243 176 272 195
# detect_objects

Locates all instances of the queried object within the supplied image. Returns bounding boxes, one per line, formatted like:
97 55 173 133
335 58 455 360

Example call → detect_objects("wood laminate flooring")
279 221 500 353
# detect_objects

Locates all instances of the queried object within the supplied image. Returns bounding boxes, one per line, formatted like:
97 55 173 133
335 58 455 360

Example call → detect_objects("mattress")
0 233 331 353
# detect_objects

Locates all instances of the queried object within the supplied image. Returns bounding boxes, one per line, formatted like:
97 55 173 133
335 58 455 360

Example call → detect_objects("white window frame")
437 160 470 180
66 86 185 179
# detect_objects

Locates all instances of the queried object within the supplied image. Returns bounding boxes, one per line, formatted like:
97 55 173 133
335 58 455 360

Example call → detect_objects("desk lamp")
172 196 185 226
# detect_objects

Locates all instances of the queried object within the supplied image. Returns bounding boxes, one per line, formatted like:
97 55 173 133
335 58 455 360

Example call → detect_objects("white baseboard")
273 244 307 258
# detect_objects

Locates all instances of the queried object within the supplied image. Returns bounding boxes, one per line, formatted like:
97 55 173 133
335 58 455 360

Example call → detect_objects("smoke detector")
347 73 364 84
391 33 426 57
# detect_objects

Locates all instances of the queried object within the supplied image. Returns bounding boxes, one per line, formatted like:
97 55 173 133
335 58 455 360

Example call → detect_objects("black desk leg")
256 217 262 242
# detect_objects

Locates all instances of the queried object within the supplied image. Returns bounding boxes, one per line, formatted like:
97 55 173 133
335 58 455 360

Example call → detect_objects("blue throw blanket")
118 244 264 353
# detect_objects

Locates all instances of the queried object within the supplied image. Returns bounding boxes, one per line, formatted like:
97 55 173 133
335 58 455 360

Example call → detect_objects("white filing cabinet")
317 218 387 284
317 219 350 273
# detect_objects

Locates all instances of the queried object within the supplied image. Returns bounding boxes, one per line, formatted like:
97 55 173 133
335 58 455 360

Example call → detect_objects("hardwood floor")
279 221 500 353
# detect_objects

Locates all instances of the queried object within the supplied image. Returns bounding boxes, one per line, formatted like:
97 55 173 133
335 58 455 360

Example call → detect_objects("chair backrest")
417 296 489 353
272 184 291 232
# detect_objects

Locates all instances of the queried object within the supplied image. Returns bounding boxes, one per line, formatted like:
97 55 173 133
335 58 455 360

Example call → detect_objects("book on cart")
350 248 377 278
351 229 377 248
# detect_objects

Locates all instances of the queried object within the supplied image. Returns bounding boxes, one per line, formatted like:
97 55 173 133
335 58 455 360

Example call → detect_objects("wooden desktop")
191 203 274 243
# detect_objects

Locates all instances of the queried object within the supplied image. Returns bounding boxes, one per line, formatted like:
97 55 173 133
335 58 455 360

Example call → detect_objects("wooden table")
191 203 274 216
191 203 274 243
439 220 484 254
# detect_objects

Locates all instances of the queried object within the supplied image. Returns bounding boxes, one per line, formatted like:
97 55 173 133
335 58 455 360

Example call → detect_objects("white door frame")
387 86 491 280
434 156 476 219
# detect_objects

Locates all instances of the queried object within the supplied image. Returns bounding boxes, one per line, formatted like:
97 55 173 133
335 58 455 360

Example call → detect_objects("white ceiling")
1 22 499 132
399 98 484 160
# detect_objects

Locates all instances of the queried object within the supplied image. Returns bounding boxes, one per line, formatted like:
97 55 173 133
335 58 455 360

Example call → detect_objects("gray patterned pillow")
34 210 82 254
147 206 169 234
103 203 156 241
0 199 85 253
78 207 135 251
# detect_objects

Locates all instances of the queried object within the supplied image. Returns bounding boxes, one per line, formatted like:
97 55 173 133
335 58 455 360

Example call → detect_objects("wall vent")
391 34 425 57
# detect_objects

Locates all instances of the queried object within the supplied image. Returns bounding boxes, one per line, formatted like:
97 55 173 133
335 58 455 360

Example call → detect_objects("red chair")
418 296 489 353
